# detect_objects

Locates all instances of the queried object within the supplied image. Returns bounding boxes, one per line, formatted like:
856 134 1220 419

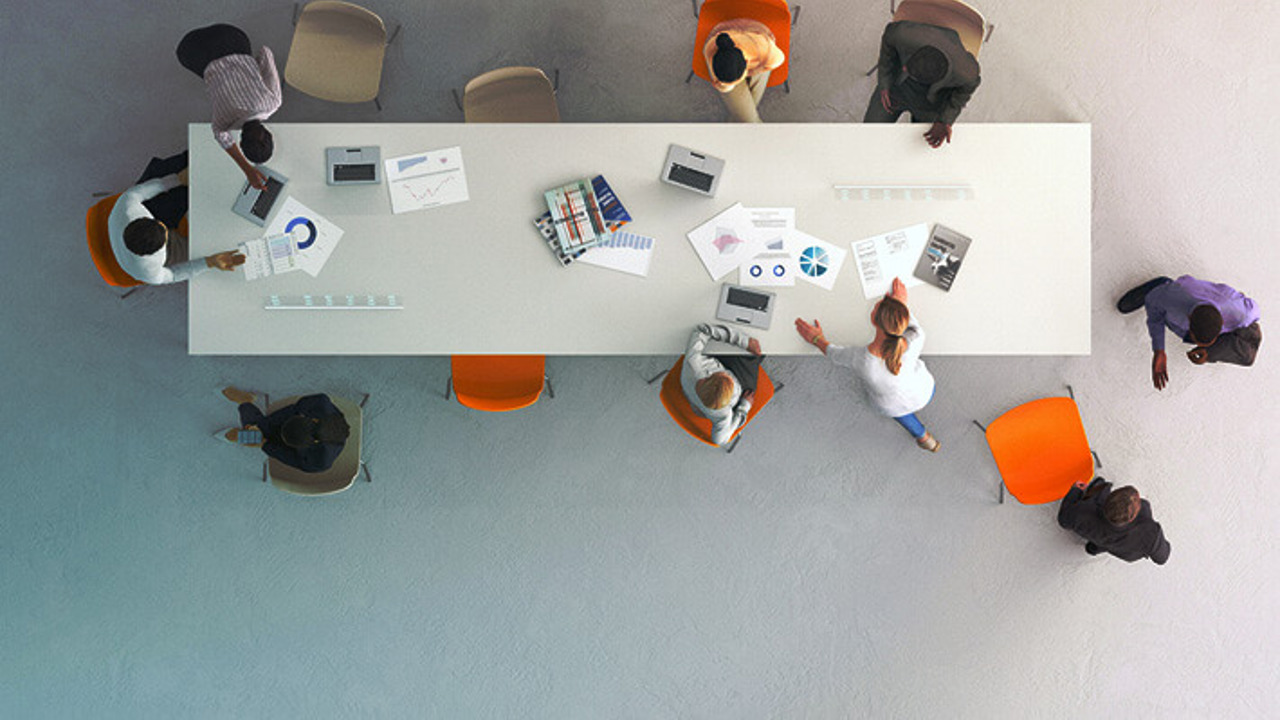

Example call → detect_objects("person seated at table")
681 323 765 446
1057 477 1171 565
220 387 350 473
1116 274 1261 391
865 20 981 148
702 20 786 123
794 277 940 451
176 23 281 189
108 167 244 285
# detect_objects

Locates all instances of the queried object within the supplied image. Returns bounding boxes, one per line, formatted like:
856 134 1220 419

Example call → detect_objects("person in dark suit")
865 20 981 148
221 387 349 473
1057 478 1171 565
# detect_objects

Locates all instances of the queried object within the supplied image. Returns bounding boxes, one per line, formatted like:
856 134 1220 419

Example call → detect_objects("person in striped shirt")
177 24 281 189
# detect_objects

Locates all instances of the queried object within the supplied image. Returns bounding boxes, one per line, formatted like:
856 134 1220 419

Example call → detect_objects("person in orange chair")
108 167 244 285
219 387 350 473
681 323 765 446
702 20 786 123
865 21 981 148
1057 478 1171 565
177 24 281 189
795 277 940 451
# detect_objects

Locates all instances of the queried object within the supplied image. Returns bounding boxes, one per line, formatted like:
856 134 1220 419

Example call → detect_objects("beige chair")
285 1 401 109
263 394 370 496
865 0 993 77
453 67 561 123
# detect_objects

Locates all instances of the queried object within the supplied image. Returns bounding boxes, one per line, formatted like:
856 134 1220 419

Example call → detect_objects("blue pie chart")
799 246 830 277
286 217 318 249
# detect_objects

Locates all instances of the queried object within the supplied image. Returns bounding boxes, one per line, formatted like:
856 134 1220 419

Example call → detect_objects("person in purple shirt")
1117 275 1261 390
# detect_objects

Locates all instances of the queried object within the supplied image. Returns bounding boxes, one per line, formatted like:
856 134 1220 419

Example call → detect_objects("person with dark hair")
108 167 244 284
1057 478 1171 565
865 20 981 148
220 387 350 473
1117 275 1261 390
701 19 786 123
680 323 765 446
177 24 281 189
795 277 939 451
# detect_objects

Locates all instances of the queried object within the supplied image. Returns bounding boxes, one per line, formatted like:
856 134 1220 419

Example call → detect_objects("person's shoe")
1116 277 1172 314
916 432 940 452
215 427 239 444
221 386 256 405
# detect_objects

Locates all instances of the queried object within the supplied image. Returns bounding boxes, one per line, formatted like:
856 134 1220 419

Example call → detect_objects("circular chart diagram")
286 217 318 250
799 246 829 277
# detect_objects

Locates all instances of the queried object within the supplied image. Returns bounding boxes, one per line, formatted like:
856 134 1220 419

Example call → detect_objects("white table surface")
188 123 1091 356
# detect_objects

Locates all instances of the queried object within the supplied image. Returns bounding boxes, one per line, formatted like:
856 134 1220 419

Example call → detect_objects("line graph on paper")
384 146 470 213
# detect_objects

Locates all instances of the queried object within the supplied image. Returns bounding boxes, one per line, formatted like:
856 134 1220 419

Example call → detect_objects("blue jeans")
892 388 935 439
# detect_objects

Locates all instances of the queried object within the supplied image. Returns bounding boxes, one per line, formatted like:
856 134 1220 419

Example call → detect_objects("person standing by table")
701 20 786 123
1116 274 1261 390
176 23 281 189
795 277 940 451
1057 477 1171 565
865 20 981 148
681 323 765 446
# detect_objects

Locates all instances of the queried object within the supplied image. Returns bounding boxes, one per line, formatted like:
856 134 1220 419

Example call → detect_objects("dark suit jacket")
1057 479 1171 565
258 394 346 473
876 20 981 126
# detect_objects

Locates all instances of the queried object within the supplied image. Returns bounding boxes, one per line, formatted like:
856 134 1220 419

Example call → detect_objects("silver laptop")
326 146 381 185
661 144 725 197
716 283 775 330
231 166 289 226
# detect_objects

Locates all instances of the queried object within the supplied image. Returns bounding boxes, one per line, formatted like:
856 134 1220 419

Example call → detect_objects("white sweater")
107 175 209 285
680 323 755 446
827 319 935 417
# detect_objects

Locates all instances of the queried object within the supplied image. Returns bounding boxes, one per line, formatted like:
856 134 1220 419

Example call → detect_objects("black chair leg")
444 377 452 400
545 376 555 399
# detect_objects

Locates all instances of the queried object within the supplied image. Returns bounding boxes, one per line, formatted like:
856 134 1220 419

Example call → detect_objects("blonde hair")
874 298 910 375
696 372 736 409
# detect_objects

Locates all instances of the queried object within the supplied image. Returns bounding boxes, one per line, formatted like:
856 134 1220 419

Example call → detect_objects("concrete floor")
1 0 1277 717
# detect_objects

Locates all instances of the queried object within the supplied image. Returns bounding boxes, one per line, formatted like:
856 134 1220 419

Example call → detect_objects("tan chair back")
893 0 986 58
285 1 388 102
463 67 560 123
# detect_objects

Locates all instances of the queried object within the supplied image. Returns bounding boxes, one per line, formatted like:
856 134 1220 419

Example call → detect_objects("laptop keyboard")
251 178 284 219
667 163 714 192
334 164 377 182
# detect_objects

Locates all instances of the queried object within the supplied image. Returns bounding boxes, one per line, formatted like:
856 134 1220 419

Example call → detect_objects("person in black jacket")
865 20 982 148
220 387 349 473
1057 478 1171 565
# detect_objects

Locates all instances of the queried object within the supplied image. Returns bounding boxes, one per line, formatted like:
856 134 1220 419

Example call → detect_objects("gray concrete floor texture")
1 0 1277 717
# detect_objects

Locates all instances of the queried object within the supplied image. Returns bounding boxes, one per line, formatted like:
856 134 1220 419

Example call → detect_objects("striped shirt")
205 46 282 150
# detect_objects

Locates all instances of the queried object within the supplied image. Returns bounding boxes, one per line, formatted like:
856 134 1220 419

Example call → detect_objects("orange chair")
688 0 800 92
446 355 553 412
648 355 780 453
85 193 144 298
974 386 1101 504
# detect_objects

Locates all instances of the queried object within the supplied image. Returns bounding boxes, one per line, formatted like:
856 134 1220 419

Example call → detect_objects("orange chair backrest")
451 355 546 412
85 194 142 288
691 0 792 87
658 355 775 446
984 396 1093 504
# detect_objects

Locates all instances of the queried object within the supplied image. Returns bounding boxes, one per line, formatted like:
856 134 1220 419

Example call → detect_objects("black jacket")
875 20 982 125
257 394 346 473
1057 479 1171 565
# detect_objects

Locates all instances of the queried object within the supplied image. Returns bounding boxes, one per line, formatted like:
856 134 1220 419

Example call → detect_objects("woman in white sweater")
794 277 939 451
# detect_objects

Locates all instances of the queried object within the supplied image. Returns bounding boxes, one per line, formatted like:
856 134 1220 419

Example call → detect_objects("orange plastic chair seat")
659 355 775 446
451 355 546 412
85 193 142 288
984 397 1093 504
691 0 792 87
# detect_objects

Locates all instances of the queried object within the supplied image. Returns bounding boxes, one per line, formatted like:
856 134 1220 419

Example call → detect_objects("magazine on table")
913 224 973 291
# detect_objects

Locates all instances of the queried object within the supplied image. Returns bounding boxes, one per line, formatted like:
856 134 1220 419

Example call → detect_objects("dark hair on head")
240 120 273 163
281 416 317 449
1189 304 1223 344
711 33 747 83
905 45 949 85
316 413 350 444
874 298 911 375
1103 486 1141 526
123 217 168 256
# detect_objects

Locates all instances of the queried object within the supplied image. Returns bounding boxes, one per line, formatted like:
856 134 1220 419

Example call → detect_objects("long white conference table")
189 123 1090 355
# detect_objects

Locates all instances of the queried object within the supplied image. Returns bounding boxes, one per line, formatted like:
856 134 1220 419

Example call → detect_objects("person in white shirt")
107 168 244 285
680 323 765 446
795 277 940 451
177 24 282 189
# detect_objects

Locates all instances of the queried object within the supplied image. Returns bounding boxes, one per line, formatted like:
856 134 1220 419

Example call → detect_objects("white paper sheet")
384 146 470 214
577 232 656 277
740 252 797 287
263 197 345 278
788 229 849 292
745 207 796 251
240 231 301 282
851 223 929 299
685 203 764 281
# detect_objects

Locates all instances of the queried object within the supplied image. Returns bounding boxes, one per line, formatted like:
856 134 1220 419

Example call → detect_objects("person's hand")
879 88 894 113
924 122 952 148
177 167 190 186
889 276 908 303
1152 350 1169 390
207 251 246 271
795 317 823 343
741 391 755 405
1187 347 1209 365
244 166 268 190
747 338 762 356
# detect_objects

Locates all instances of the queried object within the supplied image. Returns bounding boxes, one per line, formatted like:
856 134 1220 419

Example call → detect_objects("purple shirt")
1144 275 1259 352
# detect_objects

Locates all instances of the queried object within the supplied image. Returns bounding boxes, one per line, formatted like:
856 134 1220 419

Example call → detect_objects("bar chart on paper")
384 146 470 213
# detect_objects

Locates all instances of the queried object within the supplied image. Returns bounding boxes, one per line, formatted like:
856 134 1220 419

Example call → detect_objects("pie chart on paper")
799 246 829 277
